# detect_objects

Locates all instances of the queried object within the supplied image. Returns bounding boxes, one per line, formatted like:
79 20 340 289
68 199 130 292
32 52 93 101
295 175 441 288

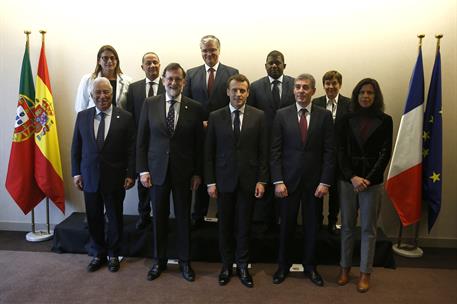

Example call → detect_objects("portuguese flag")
6 37 46 214
34 37 65 213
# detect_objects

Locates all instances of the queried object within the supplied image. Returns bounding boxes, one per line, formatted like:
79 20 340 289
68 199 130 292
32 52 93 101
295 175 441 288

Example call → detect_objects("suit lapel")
262 77 275 110
89 108 97 145
280 78 292 107
306 105 319 147
197 65 208 99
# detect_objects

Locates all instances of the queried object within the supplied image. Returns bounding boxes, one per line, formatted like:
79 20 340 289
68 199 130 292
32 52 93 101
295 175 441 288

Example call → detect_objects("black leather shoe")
136 216 151 230
236 267 253 288
218 265 233 286
147 263 167 281
87 257 106 272
108 257 120 272
272 268 289 284
179 262 195 282
304 270 324 287
328 224 340 236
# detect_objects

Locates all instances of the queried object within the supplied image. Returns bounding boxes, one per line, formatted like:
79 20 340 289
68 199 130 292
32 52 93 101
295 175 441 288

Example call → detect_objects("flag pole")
25 29 54 243
391 33 425 258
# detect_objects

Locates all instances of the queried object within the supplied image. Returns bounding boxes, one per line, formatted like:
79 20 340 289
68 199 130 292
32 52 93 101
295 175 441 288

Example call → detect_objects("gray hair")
200 35 220 49
295 73 316 89
90 77 113 94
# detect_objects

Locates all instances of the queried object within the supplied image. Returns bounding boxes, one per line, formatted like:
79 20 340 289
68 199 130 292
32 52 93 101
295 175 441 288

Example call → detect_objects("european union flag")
423 46 442 232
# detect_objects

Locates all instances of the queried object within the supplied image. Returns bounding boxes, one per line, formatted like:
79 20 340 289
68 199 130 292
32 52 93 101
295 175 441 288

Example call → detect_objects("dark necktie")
148 82 155 97
299 108 308 144
272 80 281 109
233 109 241 142
207 68 215 96
166 100 176 135
96 112 106 150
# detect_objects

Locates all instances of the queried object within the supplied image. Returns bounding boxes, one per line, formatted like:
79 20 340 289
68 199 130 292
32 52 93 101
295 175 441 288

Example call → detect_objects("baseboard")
0 222 56 232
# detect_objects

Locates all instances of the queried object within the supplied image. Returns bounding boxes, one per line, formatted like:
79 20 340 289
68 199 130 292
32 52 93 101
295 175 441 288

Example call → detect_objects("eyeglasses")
100 56 117 62
164 77 183 83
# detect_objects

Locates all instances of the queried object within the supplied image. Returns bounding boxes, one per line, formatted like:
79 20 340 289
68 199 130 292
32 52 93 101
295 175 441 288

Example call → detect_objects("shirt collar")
326 94 339 104
205 62 220 72
268 75 284 84
165 93 182 103
295 102 312 113
145 76 160 85
229 103 245 114
96 105 113 116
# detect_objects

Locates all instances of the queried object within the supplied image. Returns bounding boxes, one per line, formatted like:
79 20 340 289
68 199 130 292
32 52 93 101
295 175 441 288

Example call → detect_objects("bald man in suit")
126 52 165 230
183 34 239 227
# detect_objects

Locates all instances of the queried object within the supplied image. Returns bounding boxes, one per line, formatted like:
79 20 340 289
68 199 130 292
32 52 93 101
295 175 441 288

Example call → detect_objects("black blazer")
183 63 239 120
205 105 268 194
71 106 136 193
248 75 296 127
336 110 393 185
270 104 335 193
312 94 351 129
136 94 204 186
126 78 165 127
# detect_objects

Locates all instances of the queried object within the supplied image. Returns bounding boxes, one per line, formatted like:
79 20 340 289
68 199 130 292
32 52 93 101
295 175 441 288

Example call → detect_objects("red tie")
207 68 215 95
299 108 308 144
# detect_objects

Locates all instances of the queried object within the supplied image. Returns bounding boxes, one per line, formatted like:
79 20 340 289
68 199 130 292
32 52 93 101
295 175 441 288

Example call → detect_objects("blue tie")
96 112 106 150
166 100 176 135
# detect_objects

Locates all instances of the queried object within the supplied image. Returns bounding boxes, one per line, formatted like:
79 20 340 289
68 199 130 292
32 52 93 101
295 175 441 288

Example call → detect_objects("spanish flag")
34 37 65 213
6 36 46 214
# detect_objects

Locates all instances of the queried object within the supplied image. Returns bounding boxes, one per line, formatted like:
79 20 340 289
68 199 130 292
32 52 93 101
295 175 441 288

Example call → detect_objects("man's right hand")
274 183 288 198
140 173 153 188
207 185 218 199
73 176 83 191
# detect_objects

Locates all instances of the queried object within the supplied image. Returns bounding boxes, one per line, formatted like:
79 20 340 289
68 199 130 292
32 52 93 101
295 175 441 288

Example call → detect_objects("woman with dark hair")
336 78 393 292
75 45 132 112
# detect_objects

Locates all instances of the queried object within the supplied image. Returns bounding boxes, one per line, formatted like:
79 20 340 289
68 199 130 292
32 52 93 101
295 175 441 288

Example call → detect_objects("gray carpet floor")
0 250 456 304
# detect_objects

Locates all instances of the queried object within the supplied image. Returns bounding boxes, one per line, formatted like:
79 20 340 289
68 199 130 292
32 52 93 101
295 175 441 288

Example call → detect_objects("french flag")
385 48 424 226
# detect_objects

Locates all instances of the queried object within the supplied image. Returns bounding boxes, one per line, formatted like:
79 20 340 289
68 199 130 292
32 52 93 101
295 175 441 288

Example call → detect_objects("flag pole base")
392 244 423 258
25 230 54 242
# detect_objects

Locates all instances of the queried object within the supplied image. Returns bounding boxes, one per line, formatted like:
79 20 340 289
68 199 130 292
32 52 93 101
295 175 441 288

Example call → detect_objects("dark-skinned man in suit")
271 73 334 287
137 63 204 282
183 35 239 228
205 74 268 288
247 50 295 230
71 77 136 273
126 52 165 230
312 70 350 235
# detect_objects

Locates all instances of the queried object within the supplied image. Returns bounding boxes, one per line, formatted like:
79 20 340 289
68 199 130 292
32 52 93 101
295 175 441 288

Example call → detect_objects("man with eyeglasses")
183 35 239 228
137 63 204 282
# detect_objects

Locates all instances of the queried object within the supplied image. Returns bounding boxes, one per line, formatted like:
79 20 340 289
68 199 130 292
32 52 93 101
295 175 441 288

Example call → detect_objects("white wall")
1 0 456 246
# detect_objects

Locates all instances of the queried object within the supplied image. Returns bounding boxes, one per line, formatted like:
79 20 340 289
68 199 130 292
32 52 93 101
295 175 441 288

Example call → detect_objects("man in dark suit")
312 70 350 235
126 52 165 230
183 35 239 226
137 63 204 282
205 74 268 288
247 50 295 227
271 73 334 287
71 77 136 273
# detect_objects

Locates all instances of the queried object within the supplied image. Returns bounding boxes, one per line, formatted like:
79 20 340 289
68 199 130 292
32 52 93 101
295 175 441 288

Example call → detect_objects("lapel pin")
185 105 188 109
117 116 120 118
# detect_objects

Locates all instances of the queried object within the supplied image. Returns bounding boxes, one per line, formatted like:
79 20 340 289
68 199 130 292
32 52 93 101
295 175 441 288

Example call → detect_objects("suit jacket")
247 75 296 127
312 94 351 129
71 106 136 193
205 105 268 194
336 110 393 185
126 78 165 127
136 94 204 186
183 63 239 120
270 104 335 193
